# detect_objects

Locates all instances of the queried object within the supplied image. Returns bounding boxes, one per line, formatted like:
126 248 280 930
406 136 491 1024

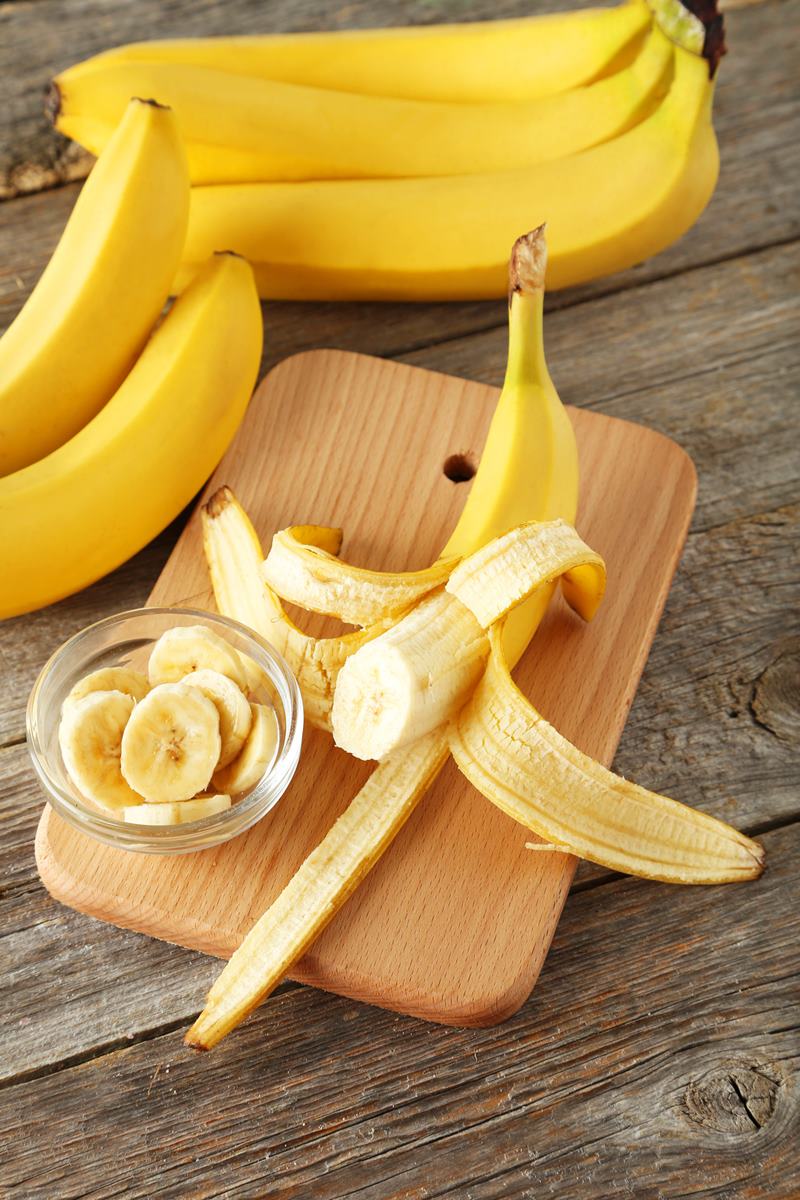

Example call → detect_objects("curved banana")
450 626 764 884
85 3 651 104
0 98 189 475
51 30 671 185
177 26 718 301
0 255 261 619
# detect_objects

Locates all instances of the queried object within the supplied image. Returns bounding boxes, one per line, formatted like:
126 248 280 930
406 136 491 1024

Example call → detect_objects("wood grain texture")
36 349 697 1025
6 821 797 1199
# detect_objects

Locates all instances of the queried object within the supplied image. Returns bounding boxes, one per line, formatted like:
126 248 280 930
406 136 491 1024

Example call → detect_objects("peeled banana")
120 683 222 803
0 98 189 475
73 3 651 103
123 793 232 825
59 690 142 812
62 667 150 713
148 625 249 690
182 669 253 768
213 704 279 795
52 30 671 185
0 253 262 619
177 25 719 300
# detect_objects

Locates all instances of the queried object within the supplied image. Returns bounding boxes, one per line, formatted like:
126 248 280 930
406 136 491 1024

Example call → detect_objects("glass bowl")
27 608 303 854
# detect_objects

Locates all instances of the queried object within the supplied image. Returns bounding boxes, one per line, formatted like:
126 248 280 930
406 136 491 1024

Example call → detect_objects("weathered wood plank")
2 822 796 1199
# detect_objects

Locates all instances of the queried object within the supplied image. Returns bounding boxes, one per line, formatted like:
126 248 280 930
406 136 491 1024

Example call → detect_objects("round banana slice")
213 703 279 795
62 666 150 714
182 668 253 768
59 689 143 812
120 682 222 802
148 624 248 690
122 793 232 826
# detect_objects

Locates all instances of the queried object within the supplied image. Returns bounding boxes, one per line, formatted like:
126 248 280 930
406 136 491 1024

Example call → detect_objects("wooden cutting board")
36 349 696 1026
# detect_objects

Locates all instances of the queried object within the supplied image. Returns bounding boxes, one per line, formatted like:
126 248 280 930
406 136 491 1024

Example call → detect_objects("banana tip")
509 226 547 299
204 485 234 519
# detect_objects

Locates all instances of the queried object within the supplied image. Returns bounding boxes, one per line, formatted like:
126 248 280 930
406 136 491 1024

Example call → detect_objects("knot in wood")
749 639 800 744
683 1062 783 1134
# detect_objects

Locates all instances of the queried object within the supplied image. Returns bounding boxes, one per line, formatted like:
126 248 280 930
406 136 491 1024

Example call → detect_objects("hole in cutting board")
443 453 476 483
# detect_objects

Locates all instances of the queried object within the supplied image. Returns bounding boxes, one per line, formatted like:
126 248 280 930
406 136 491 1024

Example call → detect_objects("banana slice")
123 793 232 825
120 682 221 802
213 703 278 795
59 689 143 812
182 668 253 767
148 624 248 689
62 667 150 714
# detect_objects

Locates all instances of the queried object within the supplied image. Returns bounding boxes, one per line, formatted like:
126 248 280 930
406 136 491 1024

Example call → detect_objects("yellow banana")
0 98 189 475
0 255 261 619
86 3 651 104
51 29 671 185
177 25 719 301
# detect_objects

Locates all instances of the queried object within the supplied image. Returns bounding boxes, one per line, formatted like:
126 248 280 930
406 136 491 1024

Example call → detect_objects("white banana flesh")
62 667 149 713
59 690 143 812
148 624 248 689
450 627 765 884
332 591 488 761
120 682 221 802
123 793 232 825
182 668 253 767
213 703 279 795
263 525 454 625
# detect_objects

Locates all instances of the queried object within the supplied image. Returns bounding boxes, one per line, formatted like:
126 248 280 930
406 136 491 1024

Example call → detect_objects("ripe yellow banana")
177 25 719 300
0 254 261 619
85 3 651 104
450 626 764 884
0 98 189 475
51 29 671 185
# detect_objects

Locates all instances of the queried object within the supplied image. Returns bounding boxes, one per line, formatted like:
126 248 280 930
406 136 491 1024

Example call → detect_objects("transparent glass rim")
26 607 304 854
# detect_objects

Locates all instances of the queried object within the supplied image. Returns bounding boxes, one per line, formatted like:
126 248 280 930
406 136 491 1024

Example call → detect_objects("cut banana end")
182 668 252 767
213 703 279 795
202 486 395 729
148 624 248 690
185 731 448 1050
120 682 221 802
332 590 489 761
446 518 606 629
263 524 456 626
123 793 232 825
450 626 765 885
59 690 143 812
62 667 150 714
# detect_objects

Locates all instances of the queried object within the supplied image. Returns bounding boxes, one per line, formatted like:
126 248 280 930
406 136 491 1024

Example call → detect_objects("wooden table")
2 1 798 1196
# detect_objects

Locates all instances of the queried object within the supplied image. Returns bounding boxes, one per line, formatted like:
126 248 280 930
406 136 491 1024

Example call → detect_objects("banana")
123 793 232 825
52 30 671 185
201 487 394 730
0 253 262 619
181 669 252 767
59 690 143 812
120 682 221 802
148 625 248 690
332 522 606 760
446 519 606 629
212 703 279 795
450 626 764 884
176 22 721 301
263 525 454 625
186 731 449 1050
0 98 188 475
62 667 149 713
332 591 488 761
78 3 651 103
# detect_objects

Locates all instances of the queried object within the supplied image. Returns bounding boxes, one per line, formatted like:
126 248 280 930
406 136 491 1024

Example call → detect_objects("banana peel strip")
450 625 765 884
263 525 458 626
185 730 449 1050
446 518 606 628
202 487 394 730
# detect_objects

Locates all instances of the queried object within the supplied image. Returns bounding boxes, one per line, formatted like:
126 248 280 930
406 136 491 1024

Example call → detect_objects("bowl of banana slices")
27 609 303 853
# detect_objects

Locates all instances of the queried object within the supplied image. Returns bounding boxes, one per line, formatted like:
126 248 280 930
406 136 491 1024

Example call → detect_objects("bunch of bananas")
50 0 725 300
0 99 263 619
187 228 761 1051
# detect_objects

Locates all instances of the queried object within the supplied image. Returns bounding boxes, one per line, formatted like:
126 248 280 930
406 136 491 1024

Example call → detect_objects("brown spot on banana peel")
508 225 547 304
204 485 235 522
